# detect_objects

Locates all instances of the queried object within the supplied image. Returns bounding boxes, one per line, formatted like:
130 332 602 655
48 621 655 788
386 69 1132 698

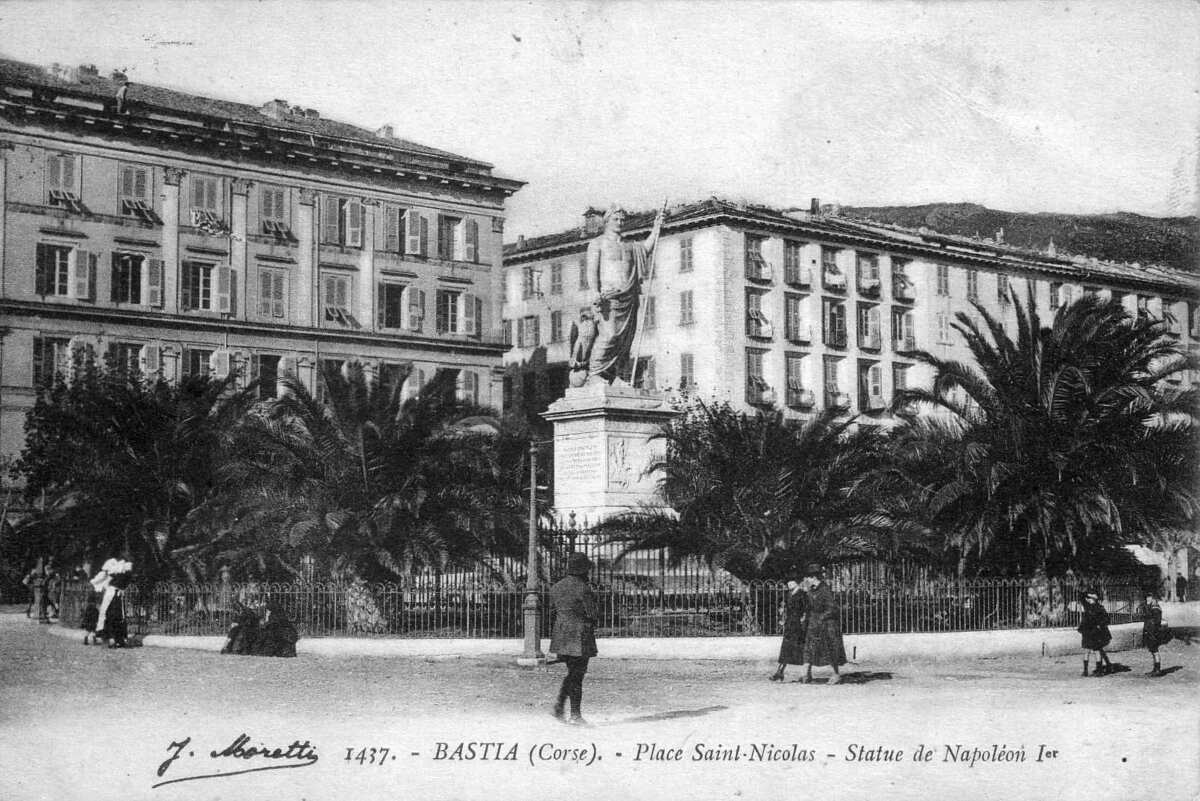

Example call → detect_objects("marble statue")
568 204 665 387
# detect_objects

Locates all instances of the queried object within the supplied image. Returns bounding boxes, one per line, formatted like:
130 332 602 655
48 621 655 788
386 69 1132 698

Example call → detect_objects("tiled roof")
505 197 1197 296
0 57 519 185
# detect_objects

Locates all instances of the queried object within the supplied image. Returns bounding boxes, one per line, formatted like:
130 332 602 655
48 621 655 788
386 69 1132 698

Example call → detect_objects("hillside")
840 203 1199 273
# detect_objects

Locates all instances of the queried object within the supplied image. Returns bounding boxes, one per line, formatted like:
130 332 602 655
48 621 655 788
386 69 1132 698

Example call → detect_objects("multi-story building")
503 198 1199 422
0 59 524 479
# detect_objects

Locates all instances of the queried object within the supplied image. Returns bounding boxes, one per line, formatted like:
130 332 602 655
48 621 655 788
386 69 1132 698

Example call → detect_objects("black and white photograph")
0 2 1197 799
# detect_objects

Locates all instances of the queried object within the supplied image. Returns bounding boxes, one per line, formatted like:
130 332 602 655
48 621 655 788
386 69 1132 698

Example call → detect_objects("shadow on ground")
613 705 729 724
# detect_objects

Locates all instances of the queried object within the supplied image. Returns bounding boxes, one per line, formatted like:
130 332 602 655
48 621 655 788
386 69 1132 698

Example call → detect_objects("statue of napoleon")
568 203 666 387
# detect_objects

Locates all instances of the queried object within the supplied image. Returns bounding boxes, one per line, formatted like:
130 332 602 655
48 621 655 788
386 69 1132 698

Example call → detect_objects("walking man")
549 552 598 725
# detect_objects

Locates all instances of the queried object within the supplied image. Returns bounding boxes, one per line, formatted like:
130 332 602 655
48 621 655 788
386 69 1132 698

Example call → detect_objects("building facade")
503 199 1199 422
0 59 524 481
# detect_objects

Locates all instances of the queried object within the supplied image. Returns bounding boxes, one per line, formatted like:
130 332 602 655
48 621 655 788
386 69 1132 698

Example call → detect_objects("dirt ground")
2 610 1196 801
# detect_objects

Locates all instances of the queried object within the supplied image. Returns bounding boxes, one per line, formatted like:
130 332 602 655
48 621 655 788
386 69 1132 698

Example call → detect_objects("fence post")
519 442 544 666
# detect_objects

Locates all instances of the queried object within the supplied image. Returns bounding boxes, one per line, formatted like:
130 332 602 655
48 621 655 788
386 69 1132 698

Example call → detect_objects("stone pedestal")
543 382 679 525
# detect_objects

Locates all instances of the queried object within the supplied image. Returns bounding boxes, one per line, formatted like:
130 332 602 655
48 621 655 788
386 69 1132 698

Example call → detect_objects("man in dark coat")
549 552 598 724
798 564 847 685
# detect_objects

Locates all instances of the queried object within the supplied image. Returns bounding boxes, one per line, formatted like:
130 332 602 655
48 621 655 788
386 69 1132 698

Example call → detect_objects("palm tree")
183 361 528 630
14 351 253 580
598 400 898 583
893 288 1197 577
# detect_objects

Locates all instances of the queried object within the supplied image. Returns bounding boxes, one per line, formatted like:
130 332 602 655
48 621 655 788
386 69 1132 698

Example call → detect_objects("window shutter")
869 365 882 396
35 244 51 294
407 287 425 331
191 178 204 209
47 154 62 189
110 253 121 302
209 348 232 379
272 272 285 318
345 200 364 248
868 306 880 339
321 196 342 243
259 270 272 316
279 355 298 396
462 292 478 335
72 249 93 299
531 316 541 345
376 282 388 328
147 258 164 307
261 188 274 221
384 207 401 252
464 219 478 262
335 277 348 308
120 165 134 198
217 264 233 314
419 214 429 256
405 210 422 254
134 168 147 200
60 155 74 190
140 342 161 374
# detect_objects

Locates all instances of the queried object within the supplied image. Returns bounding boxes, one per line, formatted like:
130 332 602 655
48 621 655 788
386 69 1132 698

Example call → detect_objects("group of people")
544 557 850 725
1077 590 1173 677
220 600 299 658
81 558 135 647
21 557 61 622
770 564 847 684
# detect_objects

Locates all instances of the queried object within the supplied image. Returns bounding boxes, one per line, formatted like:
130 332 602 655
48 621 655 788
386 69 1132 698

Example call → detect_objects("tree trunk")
343 579 389 634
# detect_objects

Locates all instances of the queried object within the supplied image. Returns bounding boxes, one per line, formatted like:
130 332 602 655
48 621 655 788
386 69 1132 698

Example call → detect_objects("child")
1077 590 1112 676
80 596 100 645
1141 594 1169 677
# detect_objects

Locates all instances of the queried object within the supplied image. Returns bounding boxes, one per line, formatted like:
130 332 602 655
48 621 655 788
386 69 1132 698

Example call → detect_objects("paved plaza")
1 610 1196 801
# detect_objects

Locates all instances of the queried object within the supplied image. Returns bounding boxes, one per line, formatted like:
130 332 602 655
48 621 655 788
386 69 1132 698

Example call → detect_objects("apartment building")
0 59 524 476
502 198 1199 422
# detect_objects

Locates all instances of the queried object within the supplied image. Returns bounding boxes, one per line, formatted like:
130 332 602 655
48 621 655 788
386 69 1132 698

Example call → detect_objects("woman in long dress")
798 566 847 685
770 580 808 681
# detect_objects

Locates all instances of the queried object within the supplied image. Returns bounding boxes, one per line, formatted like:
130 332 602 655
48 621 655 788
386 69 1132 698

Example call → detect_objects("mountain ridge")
841 203 1198 273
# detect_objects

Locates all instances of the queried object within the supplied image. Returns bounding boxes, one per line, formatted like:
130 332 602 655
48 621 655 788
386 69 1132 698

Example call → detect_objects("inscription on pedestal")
558 438 603 484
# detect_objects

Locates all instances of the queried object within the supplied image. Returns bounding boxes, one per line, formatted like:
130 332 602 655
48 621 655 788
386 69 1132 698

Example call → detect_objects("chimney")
516 235 526 250
810 197 820 215
76 64 99 82
304 108 320 120
582 207 605 235
375 124 394 139
261 99 289 119
110 69 127 82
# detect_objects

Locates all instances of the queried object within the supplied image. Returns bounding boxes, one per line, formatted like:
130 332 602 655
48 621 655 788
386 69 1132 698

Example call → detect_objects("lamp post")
519 442 544 665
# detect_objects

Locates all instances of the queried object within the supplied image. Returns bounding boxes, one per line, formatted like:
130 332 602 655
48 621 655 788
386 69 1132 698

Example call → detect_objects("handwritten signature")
153 733 319 788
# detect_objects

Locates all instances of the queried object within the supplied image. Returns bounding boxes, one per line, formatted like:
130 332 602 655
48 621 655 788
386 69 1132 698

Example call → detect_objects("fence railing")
56 576 1144 640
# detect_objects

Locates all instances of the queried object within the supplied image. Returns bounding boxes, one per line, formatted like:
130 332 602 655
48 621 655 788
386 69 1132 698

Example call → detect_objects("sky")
1 0 1197 239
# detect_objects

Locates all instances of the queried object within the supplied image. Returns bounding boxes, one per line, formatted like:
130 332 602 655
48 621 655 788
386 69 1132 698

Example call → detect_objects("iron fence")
56 575 1144 640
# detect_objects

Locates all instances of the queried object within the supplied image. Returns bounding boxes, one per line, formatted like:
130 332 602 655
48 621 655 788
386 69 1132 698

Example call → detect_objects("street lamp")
519 442 544 665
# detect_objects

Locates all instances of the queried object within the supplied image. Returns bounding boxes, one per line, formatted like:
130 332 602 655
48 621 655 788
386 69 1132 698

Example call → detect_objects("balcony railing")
786 388 816 408
824 328 847 348
858 276 881 297
826 390 851 410
893 277 915 302
786 323 813 343
859 332 882 350
747 382 776 406
823 269 846 291
784 265 811 288
895 334 917 352
745 255 774 283
746 317 774 339
864 394 887 411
